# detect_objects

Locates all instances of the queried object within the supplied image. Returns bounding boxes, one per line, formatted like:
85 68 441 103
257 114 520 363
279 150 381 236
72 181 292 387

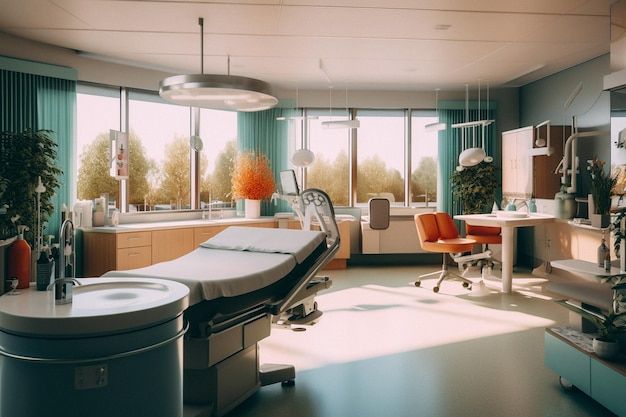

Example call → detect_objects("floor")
225 264 616 417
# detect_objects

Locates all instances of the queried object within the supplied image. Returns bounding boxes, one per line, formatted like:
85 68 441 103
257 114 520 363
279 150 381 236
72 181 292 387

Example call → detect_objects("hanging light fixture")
159 18 278 112
454 83 493 169
425 88 446 132
321 86 360 129
277 88 317 167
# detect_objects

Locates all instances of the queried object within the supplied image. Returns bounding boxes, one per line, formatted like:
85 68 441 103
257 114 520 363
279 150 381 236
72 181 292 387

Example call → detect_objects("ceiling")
0 0 614 93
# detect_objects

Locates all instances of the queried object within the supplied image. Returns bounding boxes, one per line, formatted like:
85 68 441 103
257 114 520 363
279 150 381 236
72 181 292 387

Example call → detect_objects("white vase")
245 199 261 218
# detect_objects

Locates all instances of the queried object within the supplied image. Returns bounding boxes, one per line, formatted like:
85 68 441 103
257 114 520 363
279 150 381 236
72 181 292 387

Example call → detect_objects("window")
76 85 121 206
306 109 351 206
129 91 191 210
410 112 439 206
198 109 238 208
355 109 405 205
76 85 239 213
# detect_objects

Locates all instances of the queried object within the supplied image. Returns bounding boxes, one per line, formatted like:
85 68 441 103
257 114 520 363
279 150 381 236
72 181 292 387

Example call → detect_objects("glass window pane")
129 92 190 211
355 109 405 205
411 113 439 207
199 109 238 209
76 86 121 207
306 109 350 206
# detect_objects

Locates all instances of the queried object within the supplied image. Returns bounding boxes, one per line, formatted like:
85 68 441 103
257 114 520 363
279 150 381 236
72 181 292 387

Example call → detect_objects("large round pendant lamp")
159 18 278 112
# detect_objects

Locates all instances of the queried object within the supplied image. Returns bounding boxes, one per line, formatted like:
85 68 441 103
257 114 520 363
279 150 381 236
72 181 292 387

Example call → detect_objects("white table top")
454 212 556 227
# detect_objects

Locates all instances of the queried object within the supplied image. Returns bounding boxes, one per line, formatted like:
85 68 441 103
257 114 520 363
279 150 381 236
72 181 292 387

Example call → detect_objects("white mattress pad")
103 227 327 305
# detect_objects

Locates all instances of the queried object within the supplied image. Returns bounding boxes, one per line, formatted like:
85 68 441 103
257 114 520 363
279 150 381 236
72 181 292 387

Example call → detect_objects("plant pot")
244 199 261 219
590 213 610 229
593 337 620 360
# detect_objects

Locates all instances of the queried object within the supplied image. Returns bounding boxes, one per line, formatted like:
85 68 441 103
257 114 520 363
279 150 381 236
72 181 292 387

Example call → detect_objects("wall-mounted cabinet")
502 125 570 200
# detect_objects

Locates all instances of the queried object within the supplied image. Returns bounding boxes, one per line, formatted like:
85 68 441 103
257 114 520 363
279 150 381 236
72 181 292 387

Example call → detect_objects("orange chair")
414 212 477 293
465 224 502 275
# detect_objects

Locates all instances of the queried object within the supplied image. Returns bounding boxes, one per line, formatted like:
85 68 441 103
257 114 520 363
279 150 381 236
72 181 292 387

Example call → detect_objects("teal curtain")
438 102 497 217
0 57 77 238
37 81 76 237
237 107 293 215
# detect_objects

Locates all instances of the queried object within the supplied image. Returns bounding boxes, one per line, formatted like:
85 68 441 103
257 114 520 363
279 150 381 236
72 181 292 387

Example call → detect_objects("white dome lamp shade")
459 147 487 167
291 148 316 167
159 18 277 112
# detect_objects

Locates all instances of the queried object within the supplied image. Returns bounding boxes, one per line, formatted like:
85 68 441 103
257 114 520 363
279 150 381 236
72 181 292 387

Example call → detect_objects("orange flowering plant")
231 150 276 200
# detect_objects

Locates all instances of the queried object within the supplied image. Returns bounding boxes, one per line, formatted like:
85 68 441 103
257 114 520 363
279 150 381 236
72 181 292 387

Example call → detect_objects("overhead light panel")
159 18 278 112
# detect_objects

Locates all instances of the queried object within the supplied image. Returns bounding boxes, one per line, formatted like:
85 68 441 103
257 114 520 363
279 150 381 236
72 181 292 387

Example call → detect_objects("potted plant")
231 149 276 218
451 160 498 214
587 158 616 228
555 295 626 360
0 129 61 246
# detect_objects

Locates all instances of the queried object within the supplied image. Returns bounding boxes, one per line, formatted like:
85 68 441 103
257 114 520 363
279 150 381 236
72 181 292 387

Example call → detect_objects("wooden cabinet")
152 228 195 264
193 226 227 247
285 218 351 269
502 125 569 200
83 231 152 276
82 217 353 276
81 220 280 277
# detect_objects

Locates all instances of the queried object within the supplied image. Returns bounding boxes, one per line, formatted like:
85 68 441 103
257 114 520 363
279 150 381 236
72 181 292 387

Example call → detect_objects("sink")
73 280 181 309
0 277 189 336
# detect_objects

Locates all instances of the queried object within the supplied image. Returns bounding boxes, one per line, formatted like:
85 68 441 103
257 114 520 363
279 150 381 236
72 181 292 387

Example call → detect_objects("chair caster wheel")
433 286 439 293
282 380 295 387
415 281 421 287
462 282 470 288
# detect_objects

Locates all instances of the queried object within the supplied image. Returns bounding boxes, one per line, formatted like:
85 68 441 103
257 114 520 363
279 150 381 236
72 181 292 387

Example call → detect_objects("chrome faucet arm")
59 219 75 280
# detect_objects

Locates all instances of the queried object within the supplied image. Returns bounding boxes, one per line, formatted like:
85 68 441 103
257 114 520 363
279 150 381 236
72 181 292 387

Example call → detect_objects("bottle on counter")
36 245 54 291
8 225 31 289
598 238 610 268
605 250 612 272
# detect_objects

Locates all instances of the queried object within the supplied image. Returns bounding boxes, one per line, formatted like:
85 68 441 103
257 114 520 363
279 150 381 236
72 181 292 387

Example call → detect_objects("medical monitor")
280 170 300 195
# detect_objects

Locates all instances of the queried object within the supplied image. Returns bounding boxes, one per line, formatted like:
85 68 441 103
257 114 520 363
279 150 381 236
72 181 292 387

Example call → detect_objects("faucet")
512 198 529 212
59 218 74 280
47 218 79 304
46 277 81 304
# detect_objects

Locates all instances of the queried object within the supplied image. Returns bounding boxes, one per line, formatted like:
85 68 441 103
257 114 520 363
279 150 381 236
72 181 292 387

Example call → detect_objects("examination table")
104 188 340 416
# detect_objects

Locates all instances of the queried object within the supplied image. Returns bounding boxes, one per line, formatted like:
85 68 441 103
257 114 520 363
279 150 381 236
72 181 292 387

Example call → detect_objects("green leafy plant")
0 129 62 245
555 296 626 343
451 160 498 214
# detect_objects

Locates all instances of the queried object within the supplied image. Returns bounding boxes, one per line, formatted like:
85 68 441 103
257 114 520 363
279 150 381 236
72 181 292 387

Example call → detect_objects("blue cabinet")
545 328 626 416
544 331 591 395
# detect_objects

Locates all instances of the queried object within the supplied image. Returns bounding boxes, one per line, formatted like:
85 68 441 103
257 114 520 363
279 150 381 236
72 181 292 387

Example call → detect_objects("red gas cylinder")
8 226 31 289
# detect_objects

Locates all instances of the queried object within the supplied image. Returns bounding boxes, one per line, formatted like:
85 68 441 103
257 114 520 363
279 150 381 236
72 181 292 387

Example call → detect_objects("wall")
517 55 612 267
520 55 611 167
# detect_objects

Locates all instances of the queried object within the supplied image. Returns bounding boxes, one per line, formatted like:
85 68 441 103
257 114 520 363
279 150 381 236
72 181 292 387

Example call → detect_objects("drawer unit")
116 231 151 249
116 245 152 270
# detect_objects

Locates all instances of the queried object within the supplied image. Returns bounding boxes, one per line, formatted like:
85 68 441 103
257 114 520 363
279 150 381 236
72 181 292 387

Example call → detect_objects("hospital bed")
103 188 340 416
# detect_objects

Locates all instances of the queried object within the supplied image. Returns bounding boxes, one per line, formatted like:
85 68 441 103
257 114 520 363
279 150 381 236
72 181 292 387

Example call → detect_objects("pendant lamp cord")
199 17 204 74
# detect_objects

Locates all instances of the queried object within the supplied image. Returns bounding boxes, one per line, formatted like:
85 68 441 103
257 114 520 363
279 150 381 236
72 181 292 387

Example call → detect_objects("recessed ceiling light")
435 24 452 31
